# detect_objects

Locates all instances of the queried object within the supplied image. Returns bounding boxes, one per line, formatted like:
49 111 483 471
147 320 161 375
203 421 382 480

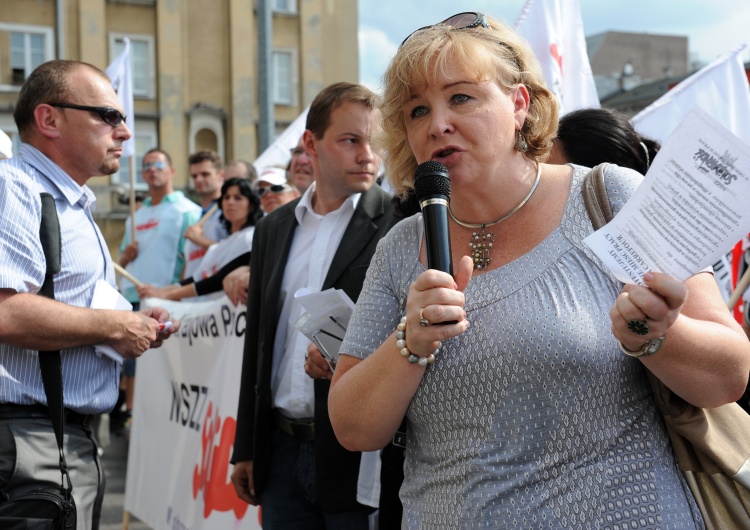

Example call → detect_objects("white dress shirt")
271 183 360 419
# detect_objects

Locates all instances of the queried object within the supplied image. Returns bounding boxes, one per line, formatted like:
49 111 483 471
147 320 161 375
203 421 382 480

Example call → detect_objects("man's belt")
0 403 96 428
274 410 314 441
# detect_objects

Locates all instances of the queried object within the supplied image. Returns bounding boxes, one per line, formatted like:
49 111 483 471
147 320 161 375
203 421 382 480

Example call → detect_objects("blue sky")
358 0 750 92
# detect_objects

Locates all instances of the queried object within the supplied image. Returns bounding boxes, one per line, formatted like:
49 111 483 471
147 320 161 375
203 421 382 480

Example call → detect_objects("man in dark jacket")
231 82 399 529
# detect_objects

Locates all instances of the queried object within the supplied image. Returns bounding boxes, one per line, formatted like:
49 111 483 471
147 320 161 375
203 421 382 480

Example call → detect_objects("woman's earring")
515 130 528 152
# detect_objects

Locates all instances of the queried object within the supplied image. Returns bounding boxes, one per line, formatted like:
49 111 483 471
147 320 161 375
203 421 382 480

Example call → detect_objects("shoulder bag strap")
36 192 73 498
581 163 613 230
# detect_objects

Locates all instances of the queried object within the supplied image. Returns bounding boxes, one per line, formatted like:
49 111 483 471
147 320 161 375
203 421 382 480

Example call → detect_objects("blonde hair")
380 16 558 197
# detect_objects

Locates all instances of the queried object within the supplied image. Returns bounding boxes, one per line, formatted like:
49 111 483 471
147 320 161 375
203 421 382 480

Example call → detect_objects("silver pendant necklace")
448 162 542 270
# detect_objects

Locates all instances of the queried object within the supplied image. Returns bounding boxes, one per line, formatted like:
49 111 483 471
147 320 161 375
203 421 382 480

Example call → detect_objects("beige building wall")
0 0 358 259
228 0 257 161
588 32 689 81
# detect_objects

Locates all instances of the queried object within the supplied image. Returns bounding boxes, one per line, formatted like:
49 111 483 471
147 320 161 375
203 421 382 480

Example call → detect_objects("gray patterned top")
341 164 703 529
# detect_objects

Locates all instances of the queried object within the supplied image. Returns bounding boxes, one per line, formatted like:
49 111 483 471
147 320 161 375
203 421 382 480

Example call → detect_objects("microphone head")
414 161 450 200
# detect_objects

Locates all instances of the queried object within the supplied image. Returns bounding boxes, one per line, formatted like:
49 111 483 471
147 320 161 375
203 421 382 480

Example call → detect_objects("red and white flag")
514 0 600 116
632 43 750 146
105 37 135 158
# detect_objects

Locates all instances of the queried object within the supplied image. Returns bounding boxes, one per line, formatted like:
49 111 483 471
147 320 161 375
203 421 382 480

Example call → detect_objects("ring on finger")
627 318 649 336
419 308 431 327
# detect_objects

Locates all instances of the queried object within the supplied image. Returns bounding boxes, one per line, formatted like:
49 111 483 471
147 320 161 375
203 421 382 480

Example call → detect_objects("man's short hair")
226 159 257 181
143 147 173 167
306 82 380 140
188 150 223 170
13 60 109 140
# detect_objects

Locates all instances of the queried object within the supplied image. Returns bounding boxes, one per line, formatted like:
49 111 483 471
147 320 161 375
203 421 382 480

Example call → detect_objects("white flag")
105 37 135 158
632 43 750 146
0 129 12 159
252 107 309 174
514 0 600 116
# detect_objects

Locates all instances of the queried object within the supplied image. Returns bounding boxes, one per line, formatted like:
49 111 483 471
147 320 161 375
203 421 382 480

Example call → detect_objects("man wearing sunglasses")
118 148 201 308
117 148 200 431
0 60 179 529
255 166 300 214
231 82 400 529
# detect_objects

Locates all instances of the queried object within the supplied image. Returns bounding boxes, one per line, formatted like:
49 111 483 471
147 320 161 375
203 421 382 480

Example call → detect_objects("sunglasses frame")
143 160 168 172
400 12 491 48
50 103 127 128
256 184 292 197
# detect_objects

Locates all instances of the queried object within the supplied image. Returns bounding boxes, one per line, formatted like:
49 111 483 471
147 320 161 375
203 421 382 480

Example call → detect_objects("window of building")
272 49 298 106
0 23 54 90
109 33 156 98
188 107 225 162
273 0 297 14
113 129 158 190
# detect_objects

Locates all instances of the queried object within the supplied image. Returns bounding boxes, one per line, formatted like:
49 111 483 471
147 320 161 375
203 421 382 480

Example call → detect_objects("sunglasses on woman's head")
400 12 491 48
49 103 127 128
256 184 292 197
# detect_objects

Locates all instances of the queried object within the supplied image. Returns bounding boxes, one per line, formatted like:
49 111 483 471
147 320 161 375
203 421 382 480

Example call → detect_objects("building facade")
0 0 358 253
587 31 689 100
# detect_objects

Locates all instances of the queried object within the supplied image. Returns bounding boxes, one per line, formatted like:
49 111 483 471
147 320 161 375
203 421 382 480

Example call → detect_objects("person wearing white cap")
256 166 299 214
0 130 12 159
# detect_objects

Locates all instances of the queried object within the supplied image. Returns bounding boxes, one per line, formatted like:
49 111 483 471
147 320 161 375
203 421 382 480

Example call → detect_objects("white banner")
125 296 262 530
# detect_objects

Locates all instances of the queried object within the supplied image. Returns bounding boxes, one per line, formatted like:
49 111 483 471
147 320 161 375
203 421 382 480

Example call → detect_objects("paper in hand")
294 288 355 363
583 108 750 285
90 279 132 363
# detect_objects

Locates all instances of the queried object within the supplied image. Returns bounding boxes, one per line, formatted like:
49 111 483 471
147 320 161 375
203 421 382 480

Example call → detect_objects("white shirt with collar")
271 182 361 419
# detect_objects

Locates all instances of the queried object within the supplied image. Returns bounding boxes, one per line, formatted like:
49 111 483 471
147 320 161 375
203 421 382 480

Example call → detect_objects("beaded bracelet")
396 316 437 366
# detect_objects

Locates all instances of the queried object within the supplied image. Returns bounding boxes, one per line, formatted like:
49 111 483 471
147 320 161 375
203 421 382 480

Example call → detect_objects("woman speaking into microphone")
328 12 750 528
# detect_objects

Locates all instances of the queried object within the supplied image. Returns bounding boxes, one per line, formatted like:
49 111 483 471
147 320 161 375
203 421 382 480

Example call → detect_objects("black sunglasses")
256 184 292 197
400 12 491 48
50 103 127 128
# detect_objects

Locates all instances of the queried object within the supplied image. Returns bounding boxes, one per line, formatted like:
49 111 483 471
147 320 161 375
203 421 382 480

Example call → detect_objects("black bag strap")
36 192 73 499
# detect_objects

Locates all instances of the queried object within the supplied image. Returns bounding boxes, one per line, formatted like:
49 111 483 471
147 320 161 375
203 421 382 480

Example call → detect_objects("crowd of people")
1 11 750 530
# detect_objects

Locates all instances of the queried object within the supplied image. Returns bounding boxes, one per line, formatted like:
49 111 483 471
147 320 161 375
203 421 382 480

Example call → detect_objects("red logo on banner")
550 43 563 74
193 401 249 520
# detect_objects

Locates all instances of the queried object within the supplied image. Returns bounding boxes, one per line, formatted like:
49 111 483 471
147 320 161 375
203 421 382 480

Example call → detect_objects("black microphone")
414 161 453 276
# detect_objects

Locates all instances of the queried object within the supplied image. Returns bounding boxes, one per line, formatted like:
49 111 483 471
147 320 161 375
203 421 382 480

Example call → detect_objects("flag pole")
728 267 750 312
129 157 136 243
113 262 143 288
197 203 219 226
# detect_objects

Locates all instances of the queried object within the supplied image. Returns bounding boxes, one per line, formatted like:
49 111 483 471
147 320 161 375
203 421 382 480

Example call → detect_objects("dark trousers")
260 429 370 530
